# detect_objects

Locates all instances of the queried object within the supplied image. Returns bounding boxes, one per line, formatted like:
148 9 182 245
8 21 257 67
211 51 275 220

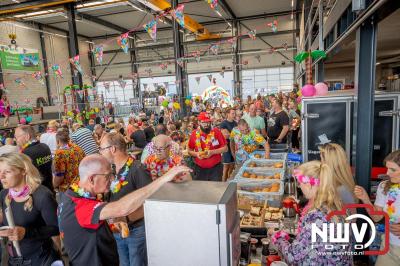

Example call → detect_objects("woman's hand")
354 185 370 203
390 223 400 237
1 226 26 241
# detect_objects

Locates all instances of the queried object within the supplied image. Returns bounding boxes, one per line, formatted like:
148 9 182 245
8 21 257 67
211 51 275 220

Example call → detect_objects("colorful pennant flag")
15 78 26 88
172 4 185 28
153 83 158 89
69 55 83 75
144 20 157 42
195 76 201 85
268 48 275 54
93 45 104 65
210 44 219 55
220 71 224 78
32 71 44 85
176 58 185 68
145 69 153 78
282 42 288 50
207 74 213 82
118 79 127 89
205 0 218 9
227 37 237 50
160 63 168 70
163 82 169 89
143 84 148 90
267 20 278 33
255 55 261 63
192 51 201 63
248 30 257 40
51 64 63 78
117 33 129 53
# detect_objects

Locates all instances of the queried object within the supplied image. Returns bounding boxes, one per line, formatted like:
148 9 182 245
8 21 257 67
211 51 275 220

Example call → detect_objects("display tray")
243 159 286 172
240 210 265 228
237 181 283 194
237 187 283 209
235 167 284 182
250 151 287 161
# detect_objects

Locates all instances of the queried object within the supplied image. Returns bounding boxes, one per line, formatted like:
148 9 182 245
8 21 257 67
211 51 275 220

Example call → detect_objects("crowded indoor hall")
0 0 399 265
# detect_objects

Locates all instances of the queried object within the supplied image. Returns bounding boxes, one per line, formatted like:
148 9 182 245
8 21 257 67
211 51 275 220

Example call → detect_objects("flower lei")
71 183 96 200
110 157 133 194
271 230 290 244
293 170 320 186
145 155 180 180
195 129 215 152
386 183 400 224
20 140 37 153
237 130 264 153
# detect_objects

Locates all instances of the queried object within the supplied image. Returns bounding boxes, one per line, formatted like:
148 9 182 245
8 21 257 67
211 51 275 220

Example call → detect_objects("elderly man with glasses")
59 154 191 266
188 112 227 181
143 135 191 182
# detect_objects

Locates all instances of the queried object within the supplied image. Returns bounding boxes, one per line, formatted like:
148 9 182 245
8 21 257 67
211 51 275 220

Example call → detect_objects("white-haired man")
59 154 190 266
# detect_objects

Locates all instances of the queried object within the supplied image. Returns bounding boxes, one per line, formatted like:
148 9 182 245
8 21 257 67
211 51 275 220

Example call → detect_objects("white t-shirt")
40 132 57 155
0 145 18 155
375 181 400 246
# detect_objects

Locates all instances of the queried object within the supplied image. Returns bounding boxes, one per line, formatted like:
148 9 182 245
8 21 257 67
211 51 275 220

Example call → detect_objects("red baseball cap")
198 112 212 122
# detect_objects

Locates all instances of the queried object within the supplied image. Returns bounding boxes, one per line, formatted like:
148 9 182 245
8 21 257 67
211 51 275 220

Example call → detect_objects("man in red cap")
188 112 227 181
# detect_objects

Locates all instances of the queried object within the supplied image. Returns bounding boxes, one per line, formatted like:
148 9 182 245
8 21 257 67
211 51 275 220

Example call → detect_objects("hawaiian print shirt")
144 154 183 180
230 128 266 164
53 143 85 192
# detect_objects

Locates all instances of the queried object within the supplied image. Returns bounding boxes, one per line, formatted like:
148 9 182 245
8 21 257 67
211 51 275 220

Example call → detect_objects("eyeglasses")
153 144 171 152
93 173 115 180
99 145 112 152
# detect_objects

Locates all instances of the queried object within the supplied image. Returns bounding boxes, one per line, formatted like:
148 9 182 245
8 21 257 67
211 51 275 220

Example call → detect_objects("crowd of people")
0 92 398 266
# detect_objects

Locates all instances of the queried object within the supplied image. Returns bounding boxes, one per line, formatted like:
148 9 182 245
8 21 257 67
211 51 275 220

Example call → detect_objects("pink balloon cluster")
301 82 329 97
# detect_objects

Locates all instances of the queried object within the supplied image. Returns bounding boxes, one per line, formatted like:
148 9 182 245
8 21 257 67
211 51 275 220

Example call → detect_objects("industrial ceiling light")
216 10 222 17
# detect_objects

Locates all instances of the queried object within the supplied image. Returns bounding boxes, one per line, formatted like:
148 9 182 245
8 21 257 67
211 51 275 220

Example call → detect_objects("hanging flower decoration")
117 33 129 53
176 57 185 68
210 44 219 55
69 55 83 75
51 64 63 78
267 20 278 33
248 30 257 40
15 78 26 88
32 71 44 85
93 45 103 65
205 0 218 9
227 37 237 50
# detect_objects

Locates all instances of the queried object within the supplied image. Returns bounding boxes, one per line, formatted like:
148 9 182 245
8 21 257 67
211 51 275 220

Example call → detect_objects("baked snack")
274 162 284 168
250 206 262 216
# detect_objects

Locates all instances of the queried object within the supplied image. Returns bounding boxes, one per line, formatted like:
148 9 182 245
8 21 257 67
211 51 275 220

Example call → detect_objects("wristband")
272 230 290 244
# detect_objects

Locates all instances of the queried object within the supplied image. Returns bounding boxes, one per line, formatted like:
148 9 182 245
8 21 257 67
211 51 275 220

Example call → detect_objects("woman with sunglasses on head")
271 161 352 266
0 153 60 265
354 150 400 266
319 143 356 205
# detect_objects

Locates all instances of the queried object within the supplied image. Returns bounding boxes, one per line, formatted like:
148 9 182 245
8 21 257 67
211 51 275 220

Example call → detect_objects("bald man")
59 154 191 266
143 135 191 181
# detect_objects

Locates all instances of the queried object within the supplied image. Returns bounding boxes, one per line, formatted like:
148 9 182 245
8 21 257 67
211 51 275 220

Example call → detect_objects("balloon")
185 99 191 106
173 102 181 110
158 96 164 103
162 100 169 108
297 90 302 97
26 116 32 123
168 102 173 109
301 84 316 97
19 118 26 124
296 96 302 104
94 107 99 113
315 82 329 96
67 111 74 117
298 103 302 111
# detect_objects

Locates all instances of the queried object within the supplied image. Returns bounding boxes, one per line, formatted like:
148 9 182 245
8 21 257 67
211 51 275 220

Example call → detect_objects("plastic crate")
233 167 284 183
250 151 287 160
237 191 266 211
243 158 286 173
237 182 284 207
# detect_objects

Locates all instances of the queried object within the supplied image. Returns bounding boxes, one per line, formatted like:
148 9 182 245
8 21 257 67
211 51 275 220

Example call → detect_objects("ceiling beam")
35 22 91 39
0 0 77 16
217 0 237 20
77 11 128 33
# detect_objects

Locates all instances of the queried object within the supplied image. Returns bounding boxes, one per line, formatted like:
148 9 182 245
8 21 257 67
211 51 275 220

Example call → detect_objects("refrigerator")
301 90 400 165
144 181 240 266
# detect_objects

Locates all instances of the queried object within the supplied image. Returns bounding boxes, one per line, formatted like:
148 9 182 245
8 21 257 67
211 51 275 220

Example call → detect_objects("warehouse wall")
0 22 91 107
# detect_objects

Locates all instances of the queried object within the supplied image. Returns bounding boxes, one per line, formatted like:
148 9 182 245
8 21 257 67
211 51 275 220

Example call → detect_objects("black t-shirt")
0 186 59 260
267 110 290 141
219 120 237 133
158 116 164 125
59 190 119 266
130 130 148 149
144 127 155 143
23 142 53 191
109 161 152 227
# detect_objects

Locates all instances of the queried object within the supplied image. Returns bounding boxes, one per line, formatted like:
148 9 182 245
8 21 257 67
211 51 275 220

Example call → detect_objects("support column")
233 20 241 98
315 2 324 83
172 0 187 117
130 37 140 99
353 18 377 193
0 59 4 99
88 42 97 87
38 25 52 105
65 2 84 110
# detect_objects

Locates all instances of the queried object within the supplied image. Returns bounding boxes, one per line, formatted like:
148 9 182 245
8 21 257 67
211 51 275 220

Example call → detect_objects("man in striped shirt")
71 123 99 155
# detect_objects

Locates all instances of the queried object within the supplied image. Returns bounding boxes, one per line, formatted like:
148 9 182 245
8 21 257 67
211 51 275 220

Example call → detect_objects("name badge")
212 139 219 146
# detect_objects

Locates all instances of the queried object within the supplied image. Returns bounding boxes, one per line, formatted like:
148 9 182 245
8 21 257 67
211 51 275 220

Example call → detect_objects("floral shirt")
229 128 266 164
275 208 353 266
53 143 85 192
144 154 183 180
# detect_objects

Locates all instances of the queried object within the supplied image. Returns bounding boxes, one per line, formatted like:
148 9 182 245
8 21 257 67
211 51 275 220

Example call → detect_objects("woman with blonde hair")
319 143 356 204
0 153 60 265
272 161 352 265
